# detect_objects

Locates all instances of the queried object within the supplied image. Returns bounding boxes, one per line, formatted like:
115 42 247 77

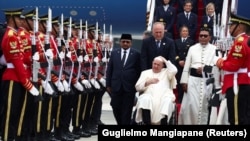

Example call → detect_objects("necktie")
121 50 127 66
186 13 189 19
156 40 160 48
183 38 186 42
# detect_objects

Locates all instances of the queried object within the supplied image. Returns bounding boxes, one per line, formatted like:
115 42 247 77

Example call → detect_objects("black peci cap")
120 33 132 40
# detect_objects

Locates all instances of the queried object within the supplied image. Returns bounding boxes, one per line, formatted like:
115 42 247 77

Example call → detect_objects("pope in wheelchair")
134 56 177 125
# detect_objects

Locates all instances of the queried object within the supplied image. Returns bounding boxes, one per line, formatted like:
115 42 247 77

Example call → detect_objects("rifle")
104 25 113 78
32 7 43 101
76 19 83 81
93 22 99 80
62 17 74 92
43 8 57 97
56 13 64 89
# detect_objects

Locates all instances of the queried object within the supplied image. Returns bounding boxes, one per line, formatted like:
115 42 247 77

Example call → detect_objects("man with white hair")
135 56 177 125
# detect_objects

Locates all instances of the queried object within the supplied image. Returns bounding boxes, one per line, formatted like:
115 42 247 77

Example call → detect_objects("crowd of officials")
1 0 250 141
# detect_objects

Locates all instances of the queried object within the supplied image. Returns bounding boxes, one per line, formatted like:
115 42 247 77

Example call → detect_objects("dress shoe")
90 128 98 135
81 129 92 137
65 131 80 139
72 130 91 138
49 135 61 141
97 120 105 125
55 134 75 141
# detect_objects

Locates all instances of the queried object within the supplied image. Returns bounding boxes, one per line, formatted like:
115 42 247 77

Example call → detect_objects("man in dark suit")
106 34 141 125
141 22 176 71
176 0 198 40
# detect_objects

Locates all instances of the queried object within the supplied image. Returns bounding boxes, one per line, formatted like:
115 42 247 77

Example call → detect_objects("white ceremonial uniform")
178 43 216 125
135 61 177 125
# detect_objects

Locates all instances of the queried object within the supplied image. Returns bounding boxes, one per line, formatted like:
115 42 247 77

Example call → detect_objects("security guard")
215 12 250 125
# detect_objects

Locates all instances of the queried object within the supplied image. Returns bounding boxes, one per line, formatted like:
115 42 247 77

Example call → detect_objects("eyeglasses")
121 40 131 43
199 34 209 38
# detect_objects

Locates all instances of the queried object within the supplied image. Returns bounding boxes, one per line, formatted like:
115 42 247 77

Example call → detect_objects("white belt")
7 63 14 68
7 63 28 69
224 68 248 75
224 68 247 95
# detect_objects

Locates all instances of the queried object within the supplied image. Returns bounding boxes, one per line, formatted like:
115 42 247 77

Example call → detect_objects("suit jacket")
175 37 195 81
106 48 141 93
141 36 176 71
176 12 198 40
175 37 195 62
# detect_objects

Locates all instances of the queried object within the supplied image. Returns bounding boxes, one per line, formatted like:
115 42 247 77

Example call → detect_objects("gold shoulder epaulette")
237 36 244 42
8 30 14 37
20 31 25 36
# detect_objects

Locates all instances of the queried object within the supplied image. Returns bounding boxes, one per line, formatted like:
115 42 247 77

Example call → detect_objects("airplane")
0 0 249 47
0 0 147 38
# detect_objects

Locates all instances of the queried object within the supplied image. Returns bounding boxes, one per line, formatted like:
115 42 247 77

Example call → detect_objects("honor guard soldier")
53 17 80 141
17 8 45 141
71 22 94 138
214 12 250 125
0 8 41 141
89 29 107 128
80 24 101 136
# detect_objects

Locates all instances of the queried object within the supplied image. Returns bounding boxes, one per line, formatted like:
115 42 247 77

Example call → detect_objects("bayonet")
32 7 43 101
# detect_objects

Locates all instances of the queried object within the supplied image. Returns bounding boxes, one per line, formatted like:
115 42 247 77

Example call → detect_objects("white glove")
62 80 70 92
216 89 225 100
0 54 7 65
29 86 39 96
54 80 64 92
84 55 89 62
32 52 40 61
41 80 54 95
45 49 54 59
59 51 65 59
81 79 92 88
94 57 99 63
77 55 83 63
102 57 107 62
90 78 100 89
73 81 84 91
66 51 71 58
99 77 106 87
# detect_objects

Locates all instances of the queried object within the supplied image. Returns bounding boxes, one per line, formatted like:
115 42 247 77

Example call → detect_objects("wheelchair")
131 94 178 125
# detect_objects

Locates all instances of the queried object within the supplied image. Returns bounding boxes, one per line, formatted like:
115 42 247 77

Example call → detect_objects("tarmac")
74 92 116 141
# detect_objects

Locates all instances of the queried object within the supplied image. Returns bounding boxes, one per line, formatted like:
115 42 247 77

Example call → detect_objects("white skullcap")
154 56 168 65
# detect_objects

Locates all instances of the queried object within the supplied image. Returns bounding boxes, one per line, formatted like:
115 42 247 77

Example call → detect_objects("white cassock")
135 61 177 125
178 43 216 125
